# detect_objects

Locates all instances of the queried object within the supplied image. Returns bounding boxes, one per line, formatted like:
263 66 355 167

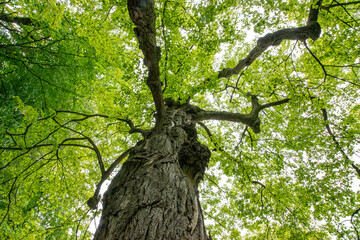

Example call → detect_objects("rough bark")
127 0 165 123
94 104 211 240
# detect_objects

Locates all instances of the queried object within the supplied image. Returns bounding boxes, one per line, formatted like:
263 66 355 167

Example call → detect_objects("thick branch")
127 0 165 123
0 14 33 26
307 0 323 24
259 98 290 110
192 97 289 134
194 111 259 132
118 118 150 136
218 1 322 79
218 22 321 79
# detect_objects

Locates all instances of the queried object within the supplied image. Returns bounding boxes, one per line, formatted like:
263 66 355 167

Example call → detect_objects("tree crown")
1 0 360 239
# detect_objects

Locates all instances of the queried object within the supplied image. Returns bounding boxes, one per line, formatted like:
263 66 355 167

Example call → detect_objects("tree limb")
87 146 135 209
0 13 33 26
259 98 290 110
217 1 322 79
127 0 165 124
192 97 290 133
197 122 223 151
218 21 321 79
307 0 323 24
56 110 148 136
194 111 259 132
321 108 360 176
322 1 360 11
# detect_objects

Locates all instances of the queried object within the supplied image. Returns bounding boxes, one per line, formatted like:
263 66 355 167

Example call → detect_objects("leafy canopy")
1 0 360 239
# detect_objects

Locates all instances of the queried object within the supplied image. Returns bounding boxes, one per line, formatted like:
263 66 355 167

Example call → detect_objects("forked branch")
56 110 148 136
192 97 290 133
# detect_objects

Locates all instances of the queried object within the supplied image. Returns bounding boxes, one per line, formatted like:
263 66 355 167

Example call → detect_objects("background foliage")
1 0 360 239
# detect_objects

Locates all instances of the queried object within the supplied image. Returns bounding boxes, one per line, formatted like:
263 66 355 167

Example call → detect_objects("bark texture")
127 0 165 122
94 104 211 240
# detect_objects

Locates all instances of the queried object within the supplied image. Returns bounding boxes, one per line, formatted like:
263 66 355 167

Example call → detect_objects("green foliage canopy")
1 0 360 239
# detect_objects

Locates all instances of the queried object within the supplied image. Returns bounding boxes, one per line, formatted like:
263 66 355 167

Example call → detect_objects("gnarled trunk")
94 105 211 240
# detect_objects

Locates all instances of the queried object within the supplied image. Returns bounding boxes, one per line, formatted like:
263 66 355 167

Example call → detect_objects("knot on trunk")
178 141 211 184
87 194 100 210
182 123 198 140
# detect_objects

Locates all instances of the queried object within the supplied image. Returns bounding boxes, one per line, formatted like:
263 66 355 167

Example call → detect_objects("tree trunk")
94 104 211 240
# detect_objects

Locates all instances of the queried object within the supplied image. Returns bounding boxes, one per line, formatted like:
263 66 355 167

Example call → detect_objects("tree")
1 0 360 239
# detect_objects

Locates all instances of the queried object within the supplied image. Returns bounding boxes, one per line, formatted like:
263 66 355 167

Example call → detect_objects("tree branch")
197 122 223 151
0 176 17 227
322 1 360 11
127 0 165 124
217 1 322 79
303 40 327 89
56 110 148 136
259 98 290 110
194 110 259 132
307 0 323 24
51 118 106 175
321 108 360 176
87 146 135 209
192 97 290 133
322 109 347 158
0 13 33 26
351 207 360 240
